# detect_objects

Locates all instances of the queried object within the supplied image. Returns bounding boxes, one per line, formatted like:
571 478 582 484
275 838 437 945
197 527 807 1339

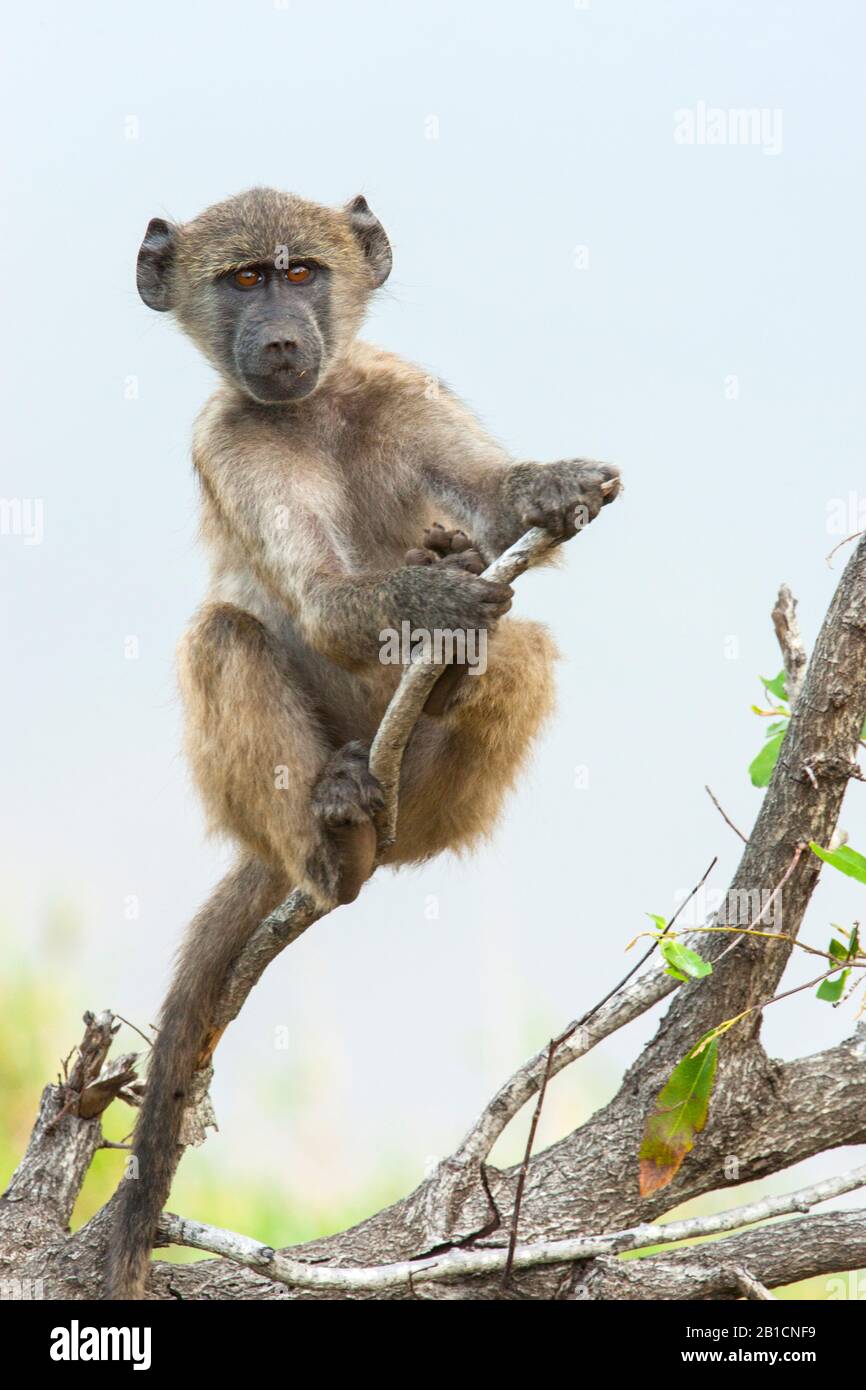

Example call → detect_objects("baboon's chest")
306 433 439 570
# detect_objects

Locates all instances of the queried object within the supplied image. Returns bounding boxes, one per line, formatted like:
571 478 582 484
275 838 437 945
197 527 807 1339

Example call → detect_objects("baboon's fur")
107 187 617 1298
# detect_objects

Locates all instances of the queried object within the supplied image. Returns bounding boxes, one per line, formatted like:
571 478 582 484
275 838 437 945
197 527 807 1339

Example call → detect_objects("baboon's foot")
404 524 486 716
309 741 383 904
404 522 486 576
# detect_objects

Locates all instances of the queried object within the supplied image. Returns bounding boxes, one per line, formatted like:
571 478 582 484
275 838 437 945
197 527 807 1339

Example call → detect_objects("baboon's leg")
179 603 381 905
383 617 558 865
309 739 383 903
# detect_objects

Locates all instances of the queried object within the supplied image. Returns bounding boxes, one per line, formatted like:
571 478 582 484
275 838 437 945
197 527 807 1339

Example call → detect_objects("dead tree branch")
156 1156 866 1294
3 531 865 1301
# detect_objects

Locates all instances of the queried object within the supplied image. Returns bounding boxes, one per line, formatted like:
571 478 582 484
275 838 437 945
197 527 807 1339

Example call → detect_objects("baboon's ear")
137 217 178 311
345 195 392 288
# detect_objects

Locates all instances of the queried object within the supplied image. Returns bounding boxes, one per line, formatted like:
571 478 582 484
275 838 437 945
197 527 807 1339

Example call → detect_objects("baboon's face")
207 256 331 404
137 189 391 405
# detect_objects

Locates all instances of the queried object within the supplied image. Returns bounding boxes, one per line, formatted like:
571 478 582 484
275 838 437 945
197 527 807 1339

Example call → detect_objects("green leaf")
749 733 784 787
809 842 866 887
659 939 713 980
639 1036 718 1196
645 913 667 933
817 970 850 1003
761 670 788 702
766 719 789 736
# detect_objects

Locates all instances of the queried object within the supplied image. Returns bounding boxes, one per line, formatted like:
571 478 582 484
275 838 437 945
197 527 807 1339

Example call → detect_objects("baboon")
106 187 620 1298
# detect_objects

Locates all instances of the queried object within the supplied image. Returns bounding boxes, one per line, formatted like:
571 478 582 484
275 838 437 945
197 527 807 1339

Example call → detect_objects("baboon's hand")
500 460 621 544
386 561 513 635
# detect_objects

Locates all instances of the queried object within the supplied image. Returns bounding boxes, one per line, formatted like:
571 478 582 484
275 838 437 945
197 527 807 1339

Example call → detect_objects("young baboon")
106 187 620 1298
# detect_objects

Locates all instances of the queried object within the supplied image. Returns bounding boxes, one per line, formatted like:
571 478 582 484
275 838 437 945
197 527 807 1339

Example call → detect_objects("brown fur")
105 855 289 1302
107 187 616 1299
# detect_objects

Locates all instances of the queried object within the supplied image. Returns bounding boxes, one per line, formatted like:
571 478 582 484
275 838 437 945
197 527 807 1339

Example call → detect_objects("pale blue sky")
2 0 864 1215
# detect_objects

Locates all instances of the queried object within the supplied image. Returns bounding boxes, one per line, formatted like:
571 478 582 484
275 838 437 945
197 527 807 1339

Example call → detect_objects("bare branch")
454 949 680 1166
582 1210 866 1300
370 524 559 846
500 855 717 1283
160 1159 866 1295
705 784 749 843
460 857 718 1168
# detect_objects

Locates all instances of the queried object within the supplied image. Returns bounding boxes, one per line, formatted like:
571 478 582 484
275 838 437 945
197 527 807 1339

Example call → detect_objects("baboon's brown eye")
286 263 314 284
234 268 262 289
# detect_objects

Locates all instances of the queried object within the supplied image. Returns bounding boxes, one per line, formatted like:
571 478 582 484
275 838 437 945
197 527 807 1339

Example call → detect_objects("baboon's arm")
194 428 514 669
414 398 618 560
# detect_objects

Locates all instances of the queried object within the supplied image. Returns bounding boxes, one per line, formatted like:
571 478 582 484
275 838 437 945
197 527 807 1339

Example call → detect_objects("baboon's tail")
104 855 289 1299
